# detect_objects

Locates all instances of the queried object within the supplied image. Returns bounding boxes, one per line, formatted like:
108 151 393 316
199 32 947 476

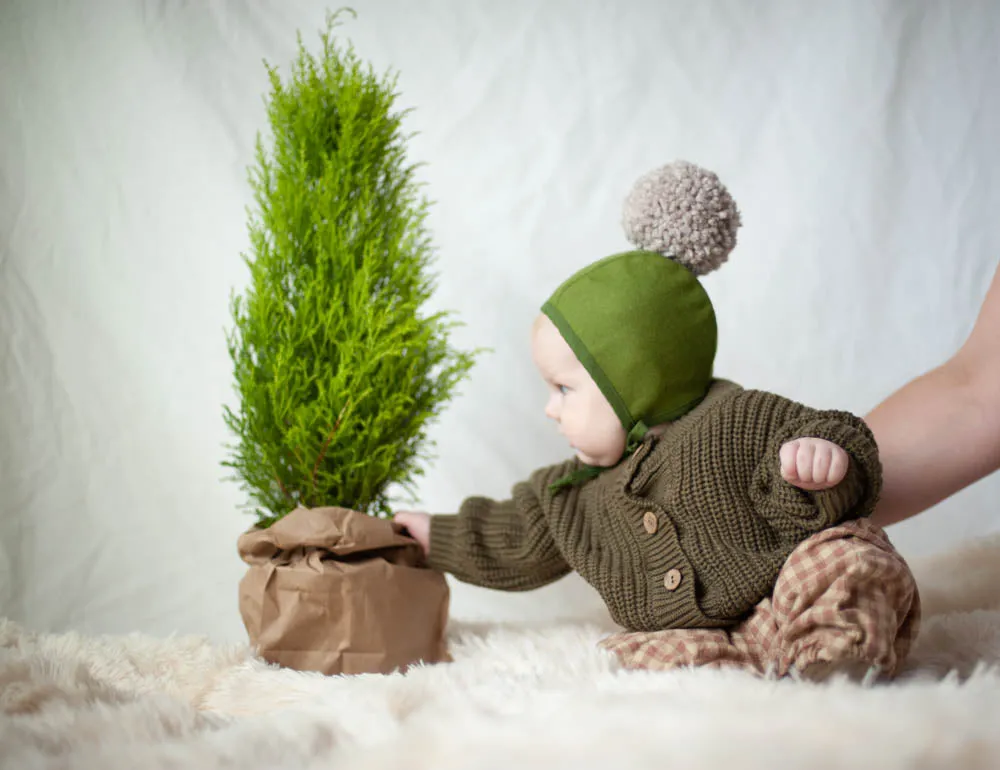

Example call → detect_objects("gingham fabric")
599 519 920 678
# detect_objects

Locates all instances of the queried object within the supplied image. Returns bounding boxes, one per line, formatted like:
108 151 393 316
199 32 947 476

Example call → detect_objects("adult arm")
866 262 1000 527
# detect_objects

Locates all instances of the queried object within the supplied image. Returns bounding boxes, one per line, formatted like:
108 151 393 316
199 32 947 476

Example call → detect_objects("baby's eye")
558 385 570 395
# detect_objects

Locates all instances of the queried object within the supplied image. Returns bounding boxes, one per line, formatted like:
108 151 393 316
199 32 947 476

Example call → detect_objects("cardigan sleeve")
425 460 578 591
730 390 882 544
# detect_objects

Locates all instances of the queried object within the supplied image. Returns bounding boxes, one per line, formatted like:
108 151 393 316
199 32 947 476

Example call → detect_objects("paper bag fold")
237 506 450 675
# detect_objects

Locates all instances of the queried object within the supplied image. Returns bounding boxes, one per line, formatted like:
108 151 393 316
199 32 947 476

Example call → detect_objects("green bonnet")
542 161 741 456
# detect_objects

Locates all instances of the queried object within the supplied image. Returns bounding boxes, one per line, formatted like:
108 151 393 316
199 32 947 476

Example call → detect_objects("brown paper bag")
237 505 450 675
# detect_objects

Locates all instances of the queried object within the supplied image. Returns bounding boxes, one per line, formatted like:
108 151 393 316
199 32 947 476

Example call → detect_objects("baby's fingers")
796 441 816 484
812 444 832 483
780 440 801 481
827 446 849 485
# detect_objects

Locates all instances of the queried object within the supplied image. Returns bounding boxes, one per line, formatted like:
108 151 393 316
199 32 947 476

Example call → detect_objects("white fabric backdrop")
2 0 998 642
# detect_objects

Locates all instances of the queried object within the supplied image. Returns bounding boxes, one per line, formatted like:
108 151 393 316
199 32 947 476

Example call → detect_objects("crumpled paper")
238 505 450 675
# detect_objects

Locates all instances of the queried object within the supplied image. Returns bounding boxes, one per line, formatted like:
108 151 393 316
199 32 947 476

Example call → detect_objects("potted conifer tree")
223 11 475 676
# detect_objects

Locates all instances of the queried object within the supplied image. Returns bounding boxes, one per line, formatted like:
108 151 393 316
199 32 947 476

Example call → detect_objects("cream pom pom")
621 161 741 276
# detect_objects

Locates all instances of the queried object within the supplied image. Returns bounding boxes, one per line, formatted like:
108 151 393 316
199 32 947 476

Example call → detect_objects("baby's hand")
394 511 431 555
779 438 849 491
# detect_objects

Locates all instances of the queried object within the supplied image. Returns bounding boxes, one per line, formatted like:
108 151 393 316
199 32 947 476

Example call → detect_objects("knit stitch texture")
428 381 882 631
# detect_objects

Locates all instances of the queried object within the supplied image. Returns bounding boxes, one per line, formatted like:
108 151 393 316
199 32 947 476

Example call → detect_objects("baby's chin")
573 448 617 468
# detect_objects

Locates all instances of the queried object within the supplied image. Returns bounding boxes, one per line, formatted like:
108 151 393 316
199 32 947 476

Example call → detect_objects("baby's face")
530 315 627 467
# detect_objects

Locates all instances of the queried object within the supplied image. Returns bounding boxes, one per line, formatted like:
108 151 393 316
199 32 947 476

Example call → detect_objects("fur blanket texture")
3 534 1000 770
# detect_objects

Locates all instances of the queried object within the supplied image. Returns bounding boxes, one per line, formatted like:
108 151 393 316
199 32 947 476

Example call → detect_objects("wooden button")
642 511 658 534
663 568 682 591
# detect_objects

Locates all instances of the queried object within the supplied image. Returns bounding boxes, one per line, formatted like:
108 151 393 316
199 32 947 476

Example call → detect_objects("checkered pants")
599 519 920 678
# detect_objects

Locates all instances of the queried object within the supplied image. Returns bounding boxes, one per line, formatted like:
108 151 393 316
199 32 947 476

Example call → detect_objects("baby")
396 161 919 681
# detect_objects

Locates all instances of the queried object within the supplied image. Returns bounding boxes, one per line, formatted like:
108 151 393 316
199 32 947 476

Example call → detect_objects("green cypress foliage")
223 11 476 528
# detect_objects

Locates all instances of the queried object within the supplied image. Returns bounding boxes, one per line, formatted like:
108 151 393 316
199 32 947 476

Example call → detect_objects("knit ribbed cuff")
813 458 865 522
753 412 882 544
426 514 462 575
796 416 881 523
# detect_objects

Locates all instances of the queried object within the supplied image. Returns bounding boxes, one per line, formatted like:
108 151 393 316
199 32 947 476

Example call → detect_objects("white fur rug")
4 536 1000 770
